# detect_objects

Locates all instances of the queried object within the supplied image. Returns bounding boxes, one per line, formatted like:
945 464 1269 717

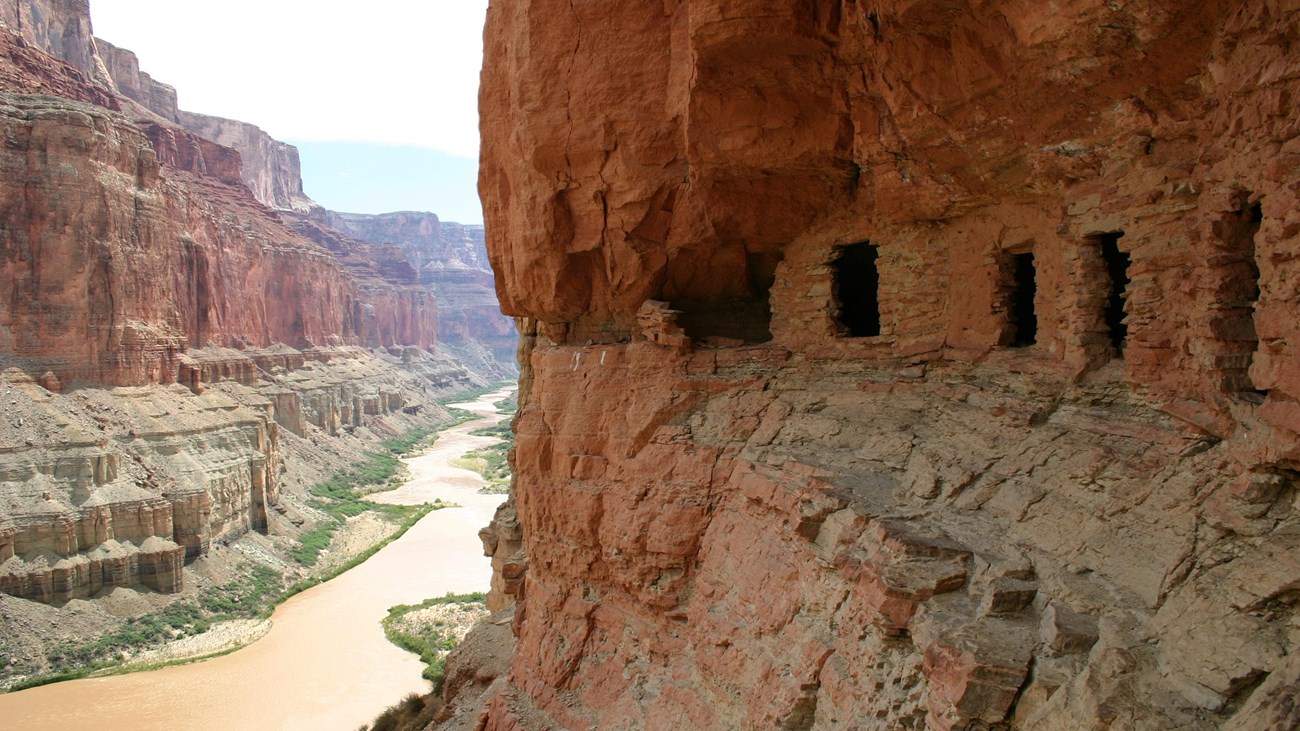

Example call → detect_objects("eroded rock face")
95 38 178 122
327 211 518 363
0 345 473 603
0 8 486 605
176 110 316 213
284 213 440 351
0 90 314 382
472 1 1300 729
0 0 100 80
0 38 440 385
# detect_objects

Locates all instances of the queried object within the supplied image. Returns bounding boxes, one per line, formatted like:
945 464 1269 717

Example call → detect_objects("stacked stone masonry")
470 1 1300 729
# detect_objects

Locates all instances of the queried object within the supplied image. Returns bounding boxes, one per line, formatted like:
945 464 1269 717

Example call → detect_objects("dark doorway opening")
673 251 781 344
833 241 881 337
1244 200 1267 397
1098 232 1130 357
1009 252 1037 347
1227 200 1264 394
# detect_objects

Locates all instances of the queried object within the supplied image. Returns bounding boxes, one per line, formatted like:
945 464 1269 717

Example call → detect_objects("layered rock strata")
175 110 316 213
328 211 518 363
0 0 104 83
469 1 1300 729
0 344 476 603
0 26 438 386
94 35 311 213
94 38 177 122
0 5 487 605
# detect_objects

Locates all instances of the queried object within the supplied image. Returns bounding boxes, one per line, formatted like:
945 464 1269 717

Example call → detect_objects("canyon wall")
94 36 312 214
328 211 518 363
94 38 177 121
0 4 494 606
0 345 466 604
468 1 1300 729
0 0 102 82
175 110 317 213
0 86 433 385
0 22 438 386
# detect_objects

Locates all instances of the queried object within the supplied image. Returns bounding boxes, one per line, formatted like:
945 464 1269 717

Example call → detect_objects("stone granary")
458 1 1300 729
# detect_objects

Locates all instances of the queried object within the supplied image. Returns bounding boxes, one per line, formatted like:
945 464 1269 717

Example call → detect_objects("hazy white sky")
91 0 489 158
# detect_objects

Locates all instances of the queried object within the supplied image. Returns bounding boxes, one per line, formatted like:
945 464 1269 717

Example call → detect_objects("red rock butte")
461 1 1300 729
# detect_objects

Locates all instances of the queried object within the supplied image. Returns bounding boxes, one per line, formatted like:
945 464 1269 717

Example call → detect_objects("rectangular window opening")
1245 201 1264 396
1098 232 1130 357
1009 252 1037 347
832 241 881 337
1237 200 1264 395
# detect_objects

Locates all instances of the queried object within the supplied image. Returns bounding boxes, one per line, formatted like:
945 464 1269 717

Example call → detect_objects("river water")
0 388 514 731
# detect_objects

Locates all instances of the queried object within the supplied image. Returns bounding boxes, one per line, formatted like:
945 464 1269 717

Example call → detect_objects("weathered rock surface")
2 4 311 215
175 110 316 213
0 24 443 385
0 90 419 384
0 344 477 603
0 4 503 606
94 38 177 122
433 608 516 731
0 0 103 83
468 1 1300 729
283 213 440 352
0 22 113 107
327 211 518 363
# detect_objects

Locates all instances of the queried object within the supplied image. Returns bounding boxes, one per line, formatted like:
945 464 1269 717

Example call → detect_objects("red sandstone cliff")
0 0 105 84
467 1 1300 729
286 213 440 351
0 21 438 385
94 38 177 122
175 110 317 213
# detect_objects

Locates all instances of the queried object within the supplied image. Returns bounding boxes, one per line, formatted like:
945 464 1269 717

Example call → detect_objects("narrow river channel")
0 387 514 731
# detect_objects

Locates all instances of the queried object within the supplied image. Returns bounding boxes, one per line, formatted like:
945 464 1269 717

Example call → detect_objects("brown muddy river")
0 388 514 731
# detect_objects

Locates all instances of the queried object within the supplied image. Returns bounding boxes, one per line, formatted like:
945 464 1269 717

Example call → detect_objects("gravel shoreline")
122 619 272 669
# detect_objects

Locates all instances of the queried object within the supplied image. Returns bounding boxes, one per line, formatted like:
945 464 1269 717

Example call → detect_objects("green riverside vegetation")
290 386 511 567
450 423 512 493
291 445 423 567
435 383 506 406
6 383 515 693
381 592 488 691
13 564 284 691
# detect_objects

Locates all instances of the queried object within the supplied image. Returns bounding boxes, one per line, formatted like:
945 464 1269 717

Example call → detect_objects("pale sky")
91 0 489 157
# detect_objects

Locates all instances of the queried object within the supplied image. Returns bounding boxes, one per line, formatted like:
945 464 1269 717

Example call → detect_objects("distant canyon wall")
92 36 316 214
0 16 438 387
465 1 1300 730
0 0 503 606
93 38 177 121
174 110 317 213
0 86 435 386
328 211 518 363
